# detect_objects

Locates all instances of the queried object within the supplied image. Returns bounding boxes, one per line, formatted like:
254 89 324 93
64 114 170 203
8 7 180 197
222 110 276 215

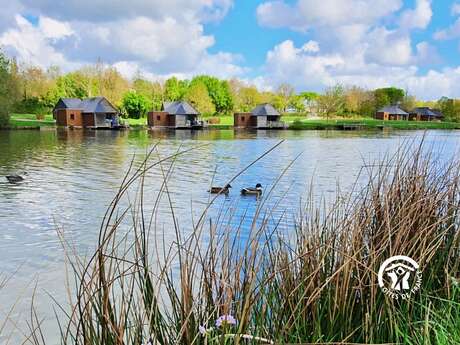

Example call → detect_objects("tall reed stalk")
54 141 460 345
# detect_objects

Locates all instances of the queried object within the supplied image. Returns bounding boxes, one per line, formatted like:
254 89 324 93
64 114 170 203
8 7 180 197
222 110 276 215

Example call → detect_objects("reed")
54 140 460 345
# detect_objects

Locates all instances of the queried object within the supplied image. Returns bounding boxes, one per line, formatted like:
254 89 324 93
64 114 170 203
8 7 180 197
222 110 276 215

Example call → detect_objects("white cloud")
258 39 451 100
256 1 307 31
365 27 413 65
254 0 447 100
302 40 320 53
38 16 74 40
19 0 233 23
263 40 344 89
0 15 76 69
434 18 460 40
256 0 402 31
452 2 460 16
399 0 432 30
0 1 244 79
415 41 441 64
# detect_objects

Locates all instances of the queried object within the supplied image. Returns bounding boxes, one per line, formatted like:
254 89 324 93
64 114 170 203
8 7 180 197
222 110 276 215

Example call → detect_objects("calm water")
0 128 459 342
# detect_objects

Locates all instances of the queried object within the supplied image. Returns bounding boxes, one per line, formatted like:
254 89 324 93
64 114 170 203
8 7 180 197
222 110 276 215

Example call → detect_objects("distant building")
375 105 409 121
409 107 444 121
148 101 202 129
234 103 285 129
53 97 120 128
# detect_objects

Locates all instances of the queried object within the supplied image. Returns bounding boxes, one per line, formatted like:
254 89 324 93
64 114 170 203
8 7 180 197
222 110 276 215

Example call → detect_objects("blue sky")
1 0 460 99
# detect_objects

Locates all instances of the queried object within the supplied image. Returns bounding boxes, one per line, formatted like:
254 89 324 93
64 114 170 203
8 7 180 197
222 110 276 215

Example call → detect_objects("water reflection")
0 128 459 342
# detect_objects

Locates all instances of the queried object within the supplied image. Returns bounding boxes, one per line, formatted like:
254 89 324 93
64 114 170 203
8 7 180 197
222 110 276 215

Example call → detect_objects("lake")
0 128 459 342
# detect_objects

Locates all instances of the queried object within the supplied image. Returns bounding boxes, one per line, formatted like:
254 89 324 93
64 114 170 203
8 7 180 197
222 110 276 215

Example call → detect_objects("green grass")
288 117 460 130
8 113 55 128
125 117 147 127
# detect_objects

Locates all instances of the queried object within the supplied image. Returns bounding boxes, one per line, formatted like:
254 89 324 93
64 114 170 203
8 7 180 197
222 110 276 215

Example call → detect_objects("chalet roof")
163 101 199 115
251 103 280 116
411 107 442 117
55 98 82 110
431 109 444 117
80 97 118 113
377 105 408 115
54 97 118 114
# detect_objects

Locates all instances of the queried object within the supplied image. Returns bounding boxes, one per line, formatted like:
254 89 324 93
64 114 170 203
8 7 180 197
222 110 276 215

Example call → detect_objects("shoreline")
3 124 460 131
6 115 460 131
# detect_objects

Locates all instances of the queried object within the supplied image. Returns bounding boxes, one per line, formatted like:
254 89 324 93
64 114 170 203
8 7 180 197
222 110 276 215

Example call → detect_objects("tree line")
1 51 460 126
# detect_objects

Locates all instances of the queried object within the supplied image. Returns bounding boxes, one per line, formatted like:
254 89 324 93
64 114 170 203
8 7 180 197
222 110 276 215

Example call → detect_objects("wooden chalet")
234 103 285 129
409 107 444 121
148 101 203 129
53 97 120 129
375 105 409 121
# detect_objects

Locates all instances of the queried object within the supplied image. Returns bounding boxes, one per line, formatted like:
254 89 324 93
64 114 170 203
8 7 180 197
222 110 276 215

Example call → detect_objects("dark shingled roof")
251 103 280 116
377 105 408 115
411 107 442 117
163 101 199 115
431 109 444 117
54 97 118 113
60 98 83 109
80 97 118 113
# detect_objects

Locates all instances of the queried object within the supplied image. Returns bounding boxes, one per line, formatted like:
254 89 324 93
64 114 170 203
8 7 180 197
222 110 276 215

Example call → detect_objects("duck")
241 183 262 196
208 184 232 195
5 172 26 183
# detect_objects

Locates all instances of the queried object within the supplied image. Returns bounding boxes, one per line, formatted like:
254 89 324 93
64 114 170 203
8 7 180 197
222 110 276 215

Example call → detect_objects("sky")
0 0 459 100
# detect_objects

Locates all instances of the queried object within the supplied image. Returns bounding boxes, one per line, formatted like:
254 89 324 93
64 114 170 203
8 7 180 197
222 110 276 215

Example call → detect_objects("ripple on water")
0 129 459 342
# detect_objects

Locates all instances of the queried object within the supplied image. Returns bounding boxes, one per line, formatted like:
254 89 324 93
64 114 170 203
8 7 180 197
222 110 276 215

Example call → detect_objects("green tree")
0 52 20 127
299 91 319 101
121 91 149 119
132 78 164 111
276 83 295 112
299 91 319 116
185 81 215 115
238 86 262 112
190 76 233 114
164 77 188 101
437 97 460 122
45 73 89 107
288 95 306 113
317 85 346 119
374 87 405 109
228 79 262 112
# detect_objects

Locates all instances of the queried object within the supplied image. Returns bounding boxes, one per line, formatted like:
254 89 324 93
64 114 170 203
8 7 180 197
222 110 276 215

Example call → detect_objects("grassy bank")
48 142 460 345
287 117 460 130
7 113 460 131
7 113 55 129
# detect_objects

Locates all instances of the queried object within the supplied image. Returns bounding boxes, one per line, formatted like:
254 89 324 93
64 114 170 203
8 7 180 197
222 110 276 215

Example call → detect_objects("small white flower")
199 325 207 335
215 314 237 328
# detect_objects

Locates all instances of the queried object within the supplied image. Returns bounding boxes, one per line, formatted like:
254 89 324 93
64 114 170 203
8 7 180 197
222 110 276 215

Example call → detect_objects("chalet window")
157 115 161 121
241 116 245 121
70 114 75 120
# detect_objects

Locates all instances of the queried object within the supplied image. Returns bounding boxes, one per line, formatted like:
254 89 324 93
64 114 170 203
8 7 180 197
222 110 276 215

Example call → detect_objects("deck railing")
267 121 286 128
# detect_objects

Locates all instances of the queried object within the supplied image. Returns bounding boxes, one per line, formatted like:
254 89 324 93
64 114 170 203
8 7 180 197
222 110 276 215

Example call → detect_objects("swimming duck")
5 173 26 183
241 183 262 196
208 184 232 195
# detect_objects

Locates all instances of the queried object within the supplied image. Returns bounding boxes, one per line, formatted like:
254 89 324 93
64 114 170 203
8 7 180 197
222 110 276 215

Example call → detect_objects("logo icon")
378 255 422 299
